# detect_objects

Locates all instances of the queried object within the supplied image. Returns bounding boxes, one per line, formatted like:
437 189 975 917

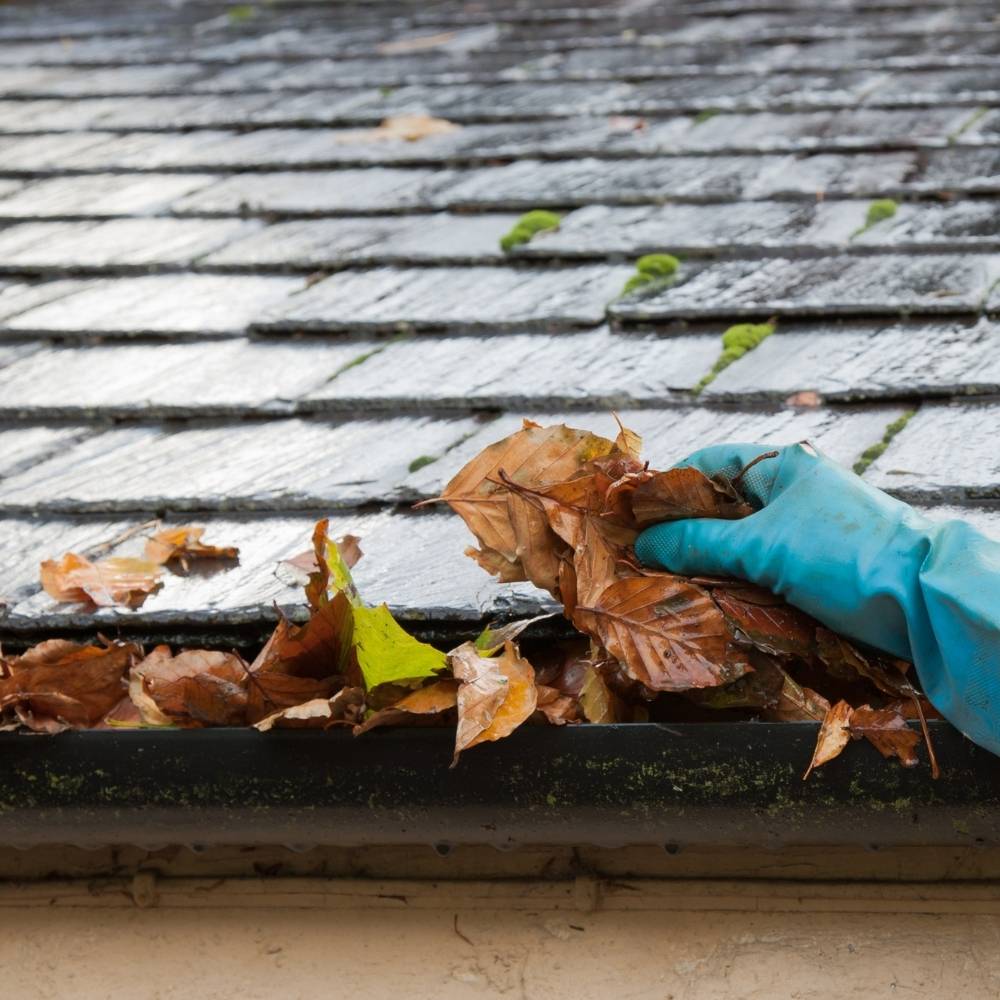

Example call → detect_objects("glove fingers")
634 517 753 580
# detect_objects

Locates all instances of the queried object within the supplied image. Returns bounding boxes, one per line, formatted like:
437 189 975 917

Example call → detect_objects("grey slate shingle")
0 0 999 638
257 265 631 332
609 254 1000 321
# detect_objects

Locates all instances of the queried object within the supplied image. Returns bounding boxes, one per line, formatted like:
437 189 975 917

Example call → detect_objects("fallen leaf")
377 31 457 54
767 668 831 722
354 679 459 735
133 646 249 727
0 639 139 729
574 574 750 691
629 466 753 526
334 114 461 144
578 665 618 723
144 525 239 569
254 686 365 731
536 684 580 725
40 553 162 609
803 699 853 779
474 613 555 656
849 705 920 767
452 641 537 764
715 590 816 660
816 628 907 698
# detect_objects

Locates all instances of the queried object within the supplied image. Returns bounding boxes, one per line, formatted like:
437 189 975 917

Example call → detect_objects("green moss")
499 210 562 252
853 409 915 475
692 321 776 394
408 455 437 473
378 85 395 98
693 108 720 125
621 253 680 296
227 4 257 22
852 198 898 239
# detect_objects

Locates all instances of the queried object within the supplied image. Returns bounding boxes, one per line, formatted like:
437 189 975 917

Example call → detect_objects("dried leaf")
40 553 162 609
377 32 457 55
254 687 365 732
715 590 817 659
0 639 139 729
433 422 625 598
144 526 239 568
334 114 461 144
574 575 750 691
535 684 580 725
767 669 831 722
251 597 354 681
578 665 617 723
849 705 920 767
803 699 853 779
452 641 537 764
816 628 907 698
474 613 554 655
629 467 753 527
354 679 458 735
133 646 249 727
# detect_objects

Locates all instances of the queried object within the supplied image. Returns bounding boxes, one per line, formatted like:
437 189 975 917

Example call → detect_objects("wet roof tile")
0 0 997 634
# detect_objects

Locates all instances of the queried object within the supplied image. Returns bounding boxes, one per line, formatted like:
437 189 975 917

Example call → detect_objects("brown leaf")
629 467 753 527
803 699 853 779
815 628 908 698
251 595 355 682
0 639 139 729
334 113 461 144
714 589 817 660
254 686 365 732
246 672 342 726
578 665 618 723
535 684 580 725
132 646 249 728
686 654 785 711
433 422 625 598
144 526 239 568
40 553 162 609
849 705 920 767
376 32 457 55
353 679 458 735
452 641 538 764
574 574 751 691
767 668 831 722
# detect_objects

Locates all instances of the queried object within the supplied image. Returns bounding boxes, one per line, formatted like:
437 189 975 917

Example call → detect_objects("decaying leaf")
578 665 618 724
40 552 162 609
0 639 140 730
254 686 365 732
451 640 537 764
132 646 249 728
474 614 554 656
334 114 461 144
803 699 853 779
144 526 239 569
574 574 750 691
354 679 459 735
849 705 921 767
629 467 753 526
766 668 831 723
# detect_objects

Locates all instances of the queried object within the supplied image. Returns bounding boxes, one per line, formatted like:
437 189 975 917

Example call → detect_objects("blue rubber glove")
634 442 1000 756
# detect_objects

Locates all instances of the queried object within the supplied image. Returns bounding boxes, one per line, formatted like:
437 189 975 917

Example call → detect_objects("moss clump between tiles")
621 253 680 296
853 410 915 476
693 321 776 395
408 455 438 473
500 210 562 252
852 198 898 239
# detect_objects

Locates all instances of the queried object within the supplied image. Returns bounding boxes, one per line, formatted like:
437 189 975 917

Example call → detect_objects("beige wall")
3 871 1000 999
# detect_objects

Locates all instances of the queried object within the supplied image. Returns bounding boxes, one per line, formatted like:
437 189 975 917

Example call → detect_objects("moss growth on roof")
852 198 898 239
621 253 680 296
408 455 438 473
693 321 776 395
227 4 257 23
853 409 915 476
693 108 720 125
500 210 562 252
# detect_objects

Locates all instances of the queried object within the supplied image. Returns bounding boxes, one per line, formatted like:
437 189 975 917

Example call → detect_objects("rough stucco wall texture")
5 906 1000 999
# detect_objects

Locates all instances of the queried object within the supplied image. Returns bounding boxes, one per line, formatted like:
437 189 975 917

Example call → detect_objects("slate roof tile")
0 0 997 637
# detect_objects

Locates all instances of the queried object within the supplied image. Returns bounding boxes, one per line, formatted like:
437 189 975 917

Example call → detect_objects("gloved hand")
634 441 1000 757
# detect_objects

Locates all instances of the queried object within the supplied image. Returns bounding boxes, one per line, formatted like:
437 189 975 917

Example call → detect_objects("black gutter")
0 722 996 849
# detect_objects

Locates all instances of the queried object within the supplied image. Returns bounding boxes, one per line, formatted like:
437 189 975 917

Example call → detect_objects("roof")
0 0 998 647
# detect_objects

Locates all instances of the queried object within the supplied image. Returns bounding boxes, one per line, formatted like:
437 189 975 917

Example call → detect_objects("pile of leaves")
1 420 938 779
